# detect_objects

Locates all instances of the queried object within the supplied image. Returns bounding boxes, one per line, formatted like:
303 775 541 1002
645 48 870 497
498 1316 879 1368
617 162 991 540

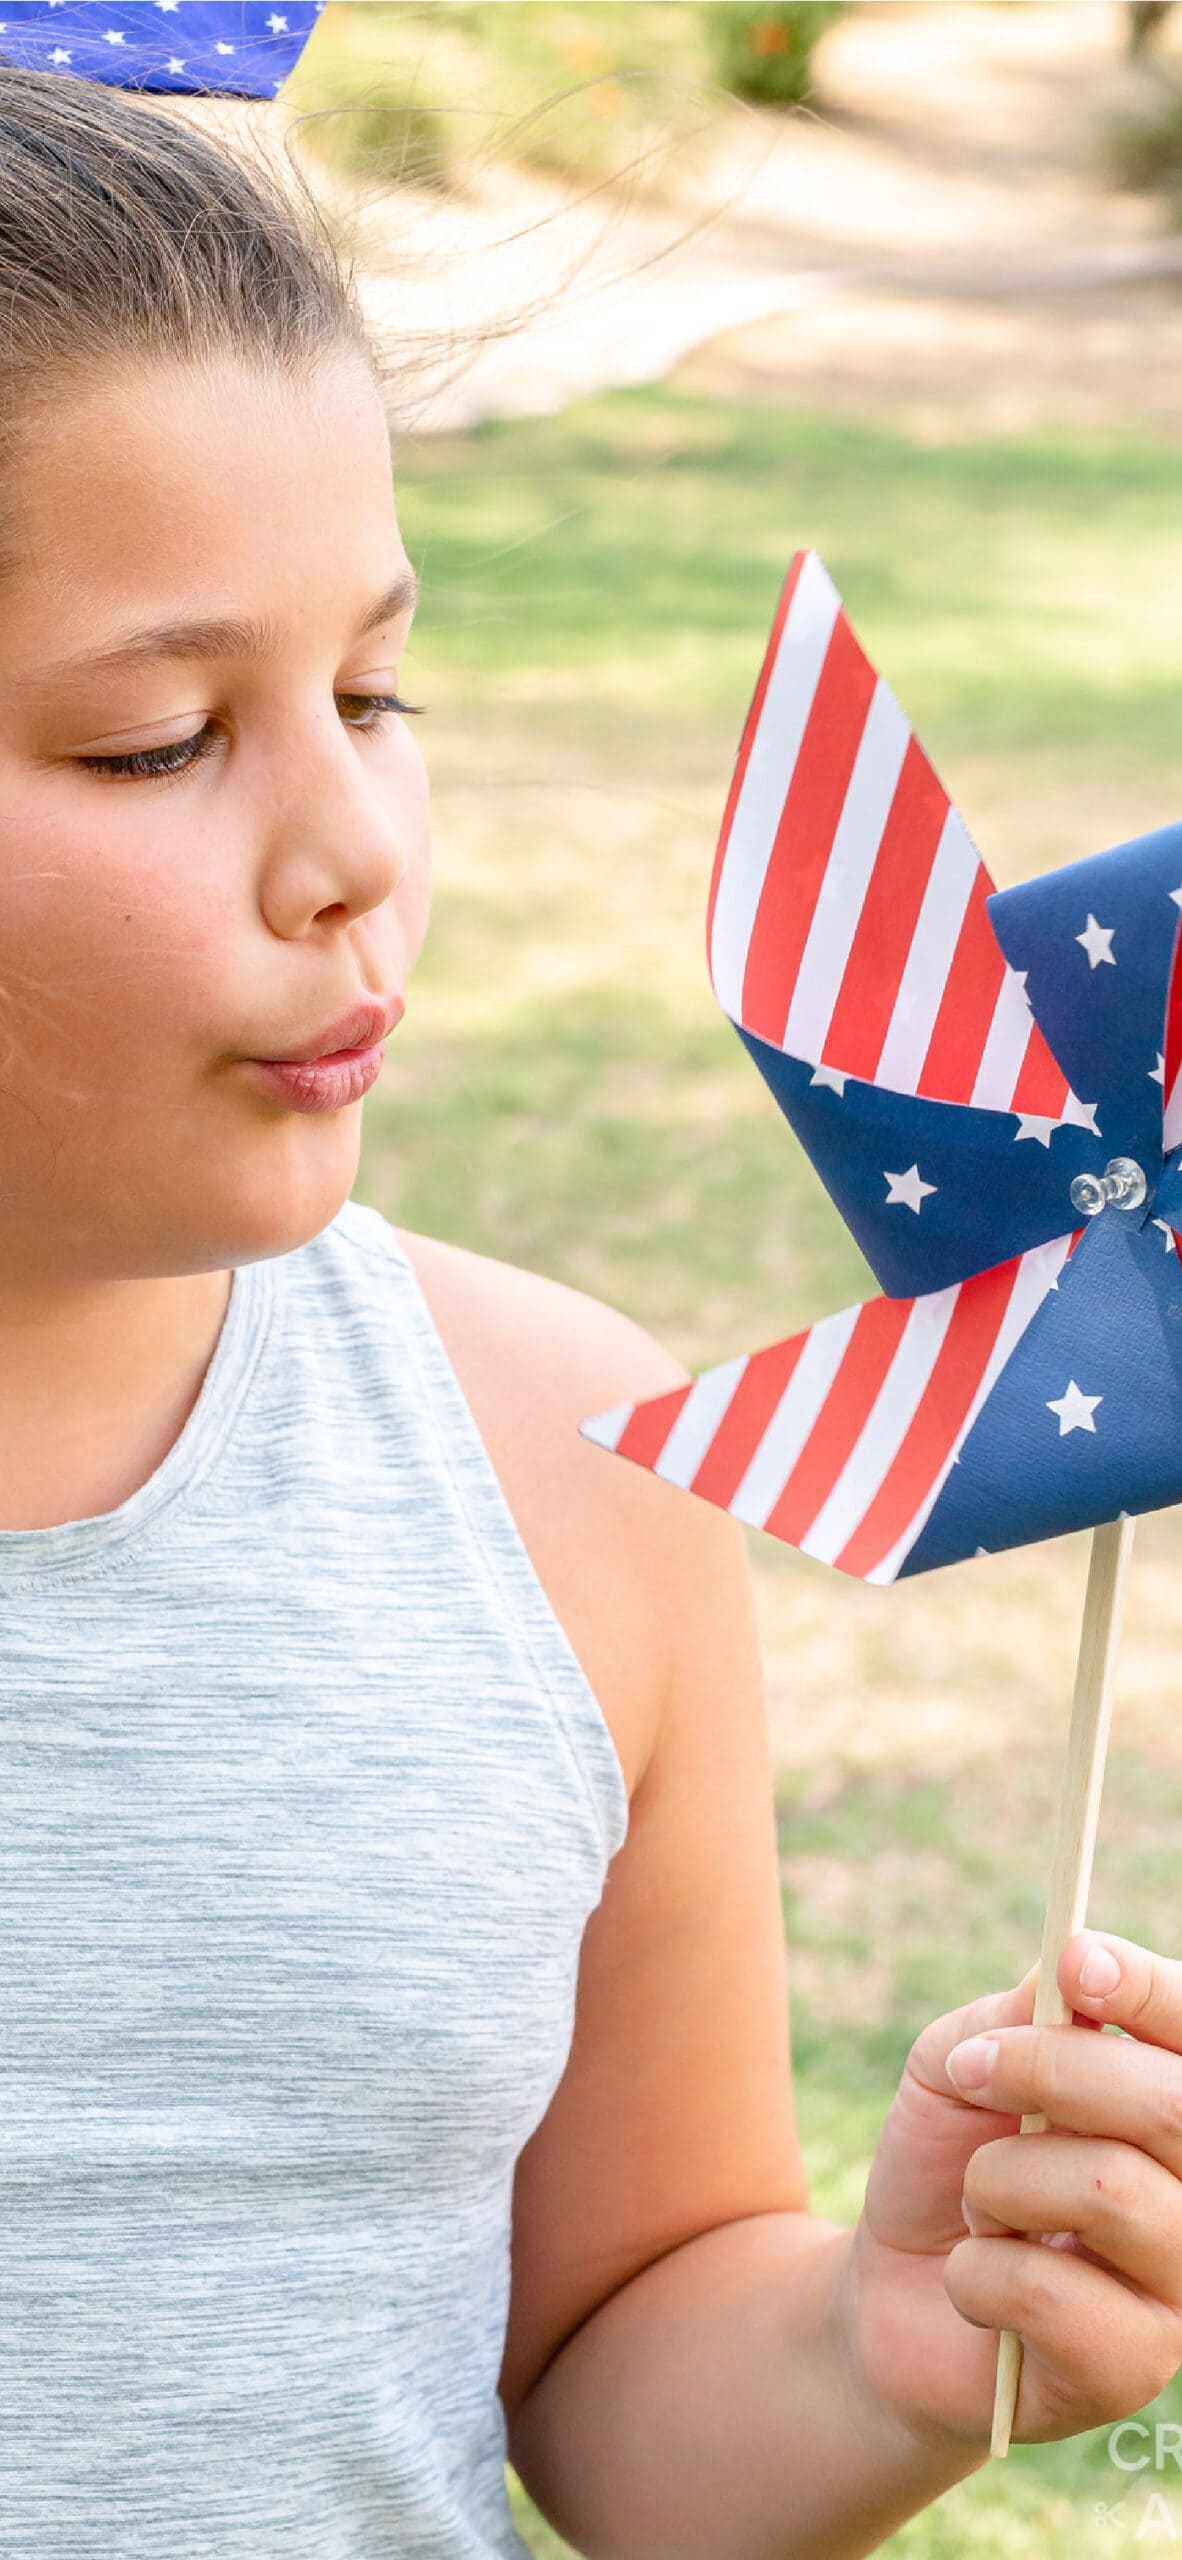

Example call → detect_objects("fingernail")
946 2035 999 2091
1079 1942 1121 1998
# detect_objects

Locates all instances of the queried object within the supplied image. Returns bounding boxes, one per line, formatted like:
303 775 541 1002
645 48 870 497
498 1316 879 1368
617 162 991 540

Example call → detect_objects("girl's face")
0 349 430 1289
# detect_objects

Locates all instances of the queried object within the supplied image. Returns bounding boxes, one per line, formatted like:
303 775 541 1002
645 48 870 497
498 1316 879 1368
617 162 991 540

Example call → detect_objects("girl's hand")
842 1932 1182 2447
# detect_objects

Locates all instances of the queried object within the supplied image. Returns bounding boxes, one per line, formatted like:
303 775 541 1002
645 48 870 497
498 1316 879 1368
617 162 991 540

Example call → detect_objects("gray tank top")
0 1197 630 2557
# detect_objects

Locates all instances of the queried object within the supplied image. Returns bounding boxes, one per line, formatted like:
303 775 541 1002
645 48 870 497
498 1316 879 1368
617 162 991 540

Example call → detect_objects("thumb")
860 1960 1047 2256
958 1959 1042 2036
907 1960 1042 2104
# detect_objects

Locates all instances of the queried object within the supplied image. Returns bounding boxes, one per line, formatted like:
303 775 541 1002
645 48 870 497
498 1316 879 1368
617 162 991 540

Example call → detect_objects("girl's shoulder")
392 1225 692 1802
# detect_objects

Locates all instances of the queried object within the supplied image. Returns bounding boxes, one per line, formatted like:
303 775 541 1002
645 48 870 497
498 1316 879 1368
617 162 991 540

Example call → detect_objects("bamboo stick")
990 1512 1135 2458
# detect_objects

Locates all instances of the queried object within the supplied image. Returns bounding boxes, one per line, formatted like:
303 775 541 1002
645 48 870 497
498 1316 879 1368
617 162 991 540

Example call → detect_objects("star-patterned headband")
0 2 322 98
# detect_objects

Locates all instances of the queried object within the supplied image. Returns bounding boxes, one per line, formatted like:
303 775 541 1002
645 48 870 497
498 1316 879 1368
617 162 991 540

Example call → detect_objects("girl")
0 54 1180 2560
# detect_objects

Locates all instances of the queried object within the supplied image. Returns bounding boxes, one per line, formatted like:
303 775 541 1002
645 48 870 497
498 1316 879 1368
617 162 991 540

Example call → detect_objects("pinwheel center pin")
1068 1156 1149 1218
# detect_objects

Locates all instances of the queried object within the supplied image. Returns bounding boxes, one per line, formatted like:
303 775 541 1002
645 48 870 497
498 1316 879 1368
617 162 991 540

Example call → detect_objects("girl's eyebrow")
16 567 421 687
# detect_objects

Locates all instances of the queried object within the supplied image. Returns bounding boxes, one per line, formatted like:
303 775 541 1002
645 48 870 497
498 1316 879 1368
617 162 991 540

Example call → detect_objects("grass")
356 384 1182 2554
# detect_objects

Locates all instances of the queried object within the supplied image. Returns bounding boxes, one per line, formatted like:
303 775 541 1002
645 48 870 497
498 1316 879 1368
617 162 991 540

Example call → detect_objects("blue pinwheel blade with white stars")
0 3 322 98
904 1210 1182 1572
580 551 1182 1578
738 1031 1106 1298
988 824 1182 1182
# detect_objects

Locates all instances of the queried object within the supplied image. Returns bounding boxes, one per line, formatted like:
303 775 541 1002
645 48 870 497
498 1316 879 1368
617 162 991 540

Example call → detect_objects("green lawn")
360 386 1182 2555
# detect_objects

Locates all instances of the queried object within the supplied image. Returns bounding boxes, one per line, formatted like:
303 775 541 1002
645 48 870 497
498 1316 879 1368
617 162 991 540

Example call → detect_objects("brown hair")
0 65 372 566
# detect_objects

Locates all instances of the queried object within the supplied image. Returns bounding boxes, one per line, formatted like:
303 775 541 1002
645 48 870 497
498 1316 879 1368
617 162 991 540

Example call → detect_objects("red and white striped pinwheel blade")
1165 905 1182 1154
580 1235 1072 1585
707 551 1084 1127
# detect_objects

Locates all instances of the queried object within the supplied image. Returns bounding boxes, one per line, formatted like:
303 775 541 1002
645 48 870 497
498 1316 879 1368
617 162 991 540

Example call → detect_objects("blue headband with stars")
0 2 322 99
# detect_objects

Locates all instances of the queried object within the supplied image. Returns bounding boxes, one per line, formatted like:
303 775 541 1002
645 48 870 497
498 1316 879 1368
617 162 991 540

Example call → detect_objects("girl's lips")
244 1032 393 1113
256 990 405 1067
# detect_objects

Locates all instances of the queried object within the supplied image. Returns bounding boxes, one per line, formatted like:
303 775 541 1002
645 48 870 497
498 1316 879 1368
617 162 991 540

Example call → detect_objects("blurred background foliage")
283 0 845 192
703 1 847 109
286 0 1182 236
1100 0 1182 211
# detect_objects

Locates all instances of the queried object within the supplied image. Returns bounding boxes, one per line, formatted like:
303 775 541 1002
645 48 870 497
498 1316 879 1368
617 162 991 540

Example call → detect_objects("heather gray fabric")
0 1196 630 2557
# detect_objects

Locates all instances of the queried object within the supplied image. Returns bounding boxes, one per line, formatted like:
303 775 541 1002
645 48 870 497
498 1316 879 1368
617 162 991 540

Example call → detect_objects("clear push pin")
1069 1156 1148 1218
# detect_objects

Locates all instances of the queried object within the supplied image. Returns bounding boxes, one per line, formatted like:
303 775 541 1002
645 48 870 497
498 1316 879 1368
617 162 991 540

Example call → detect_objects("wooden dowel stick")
990 1512 1135 2460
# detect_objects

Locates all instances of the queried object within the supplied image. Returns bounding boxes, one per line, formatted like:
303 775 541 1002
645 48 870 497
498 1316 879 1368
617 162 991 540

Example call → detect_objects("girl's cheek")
403 876 432 973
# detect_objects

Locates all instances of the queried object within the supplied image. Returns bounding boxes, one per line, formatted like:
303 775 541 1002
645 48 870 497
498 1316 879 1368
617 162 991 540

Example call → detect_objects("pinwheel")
580 551 1182 2452
581 550 1182 1581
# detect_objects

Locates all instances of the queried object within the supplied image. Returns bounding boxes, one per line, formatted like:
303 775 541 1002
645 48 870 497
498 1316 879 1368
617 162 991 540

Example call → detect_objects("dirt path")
676 2 1182 437
326 1 1182 438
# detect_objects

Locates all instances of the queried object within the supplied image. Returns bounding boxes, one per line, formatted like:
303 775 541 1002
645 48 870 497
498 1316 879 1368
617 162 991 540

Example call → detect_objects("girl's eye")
75 690 424 782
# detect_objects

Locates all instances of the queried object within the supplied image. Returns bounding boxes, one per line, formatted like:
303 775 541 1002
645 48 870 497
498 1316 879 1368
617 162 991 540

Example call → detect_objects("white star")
267 11 289 28
1047 1380 1102 1437
1151 1054 1166 1086
1171 886 1182 910
1013 1114 1058 1146
1076 913 1116 969
884 1165 937 1214
154 0 181 10
48 45 70 61
810 1064 848 1096
102 28 127 44
214 40 236 53
1061 1093 1100 1136
167 55 186 70
1154 1219 1177 1251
